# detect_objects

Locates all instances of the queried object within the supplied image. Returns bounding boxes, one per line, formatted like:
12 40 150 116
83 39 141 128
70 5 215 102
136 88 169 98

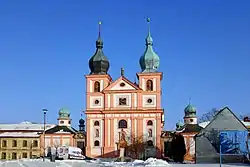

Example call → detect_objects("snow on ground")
0 158 249 167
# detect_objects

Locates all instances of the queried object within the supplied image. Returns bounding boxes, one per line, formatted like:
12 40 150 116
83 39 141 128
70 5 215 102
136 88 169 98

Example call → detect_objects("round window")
190 119 194 122
120 83 125 87
147 98 153 103
95 100 99 104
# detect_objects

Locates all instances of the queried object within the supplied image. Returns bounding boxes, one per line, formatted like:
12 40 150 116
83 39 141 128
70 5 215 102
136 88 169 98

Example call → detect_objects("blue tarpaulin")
219 130 249 155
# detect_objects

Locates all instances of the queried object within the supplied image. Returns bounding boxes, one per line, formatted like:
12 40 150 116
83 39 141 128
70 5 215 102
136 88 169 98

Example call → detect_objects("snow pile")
90 157 170 167
144 158 171 166
5 158 250 167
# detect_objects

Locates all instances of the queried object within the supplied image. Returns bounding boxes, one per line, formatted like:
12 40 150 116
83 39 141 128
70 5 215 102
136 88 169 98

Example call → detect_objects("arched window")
95 129 99 138
148 129 152 137
94 121 99 126
146 80 153 91
118 120 127 129
147 120 153 126
94 140 100 146
94 81 100 92
147 140 153 147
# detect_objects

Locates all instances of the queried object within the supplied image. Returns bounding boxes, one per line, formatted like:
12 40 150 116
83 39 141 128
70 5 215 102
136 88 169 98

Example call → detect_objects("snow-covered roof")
198 121 210 128
0 122 56 131
199 121 250 128
243 121 250 127
0 132 40 137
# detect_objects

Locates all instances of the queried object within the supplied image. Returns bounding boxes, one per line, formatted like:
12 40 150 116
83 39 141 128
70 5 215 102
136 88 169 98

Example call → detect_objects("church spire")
89 21 110 75
139 18 160 73
146 18 153 45
96 21 103 48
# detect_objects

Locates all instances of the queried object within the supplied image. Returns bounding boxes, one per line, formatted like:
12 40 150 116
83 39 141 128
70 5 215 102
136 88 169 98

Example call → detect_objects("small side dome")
59 108 70 118
79 118 85 124
176 121 184 128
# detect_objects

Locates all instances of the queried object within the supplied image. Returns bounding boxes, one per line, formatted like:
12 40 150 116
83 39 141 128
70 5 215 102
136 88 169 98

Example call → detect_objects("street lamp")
42 108 48 162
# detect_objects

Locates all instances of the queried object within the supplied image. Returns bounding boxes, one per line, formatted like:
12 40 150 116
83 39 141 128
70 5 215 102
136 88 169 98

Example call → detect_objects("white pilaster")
89 80 93 92
114 118 117 146
154 119 157 145
90 119 93 147
134 93 137 108
142 78 145 90
143 118 146 142
100 80 104 91
134 119 137 138
108 119 110 146
107 94 111 108
153 78 156 91
100 119 103 146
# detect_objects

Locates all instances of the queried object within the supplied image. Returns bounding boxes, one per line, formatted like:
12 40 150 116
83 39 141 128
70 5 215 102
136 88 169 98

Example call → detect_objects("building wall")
40 133 75 156
86 113 162 158
195 108 248 163
85 73 164 158
182 133 196 162
0 137 40 160
161 134 173 159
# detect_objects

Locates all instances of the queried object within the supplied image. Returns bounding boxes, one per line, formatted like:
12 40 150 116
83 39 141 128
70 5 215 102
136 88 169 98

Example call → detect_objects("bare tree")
199 108 249 123
126 134 146 159
198 108 219 123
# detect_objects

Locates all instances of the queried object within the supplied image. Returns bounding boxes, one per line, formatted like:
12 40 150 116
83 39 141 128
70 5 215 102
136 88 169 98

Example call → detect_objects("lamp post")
42 108 48 162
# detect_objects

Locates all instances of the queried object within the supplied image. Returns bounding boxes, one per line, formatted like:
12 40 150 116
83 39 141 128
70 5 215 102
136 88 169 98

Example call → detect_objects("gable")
45 125 77 134
104 76 140 91
200 107 248 134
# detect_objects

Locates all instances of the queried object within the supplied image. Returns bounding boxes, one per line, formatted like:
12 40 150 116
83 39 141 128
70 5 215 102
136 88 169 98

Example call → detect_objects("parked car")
57 146 85 160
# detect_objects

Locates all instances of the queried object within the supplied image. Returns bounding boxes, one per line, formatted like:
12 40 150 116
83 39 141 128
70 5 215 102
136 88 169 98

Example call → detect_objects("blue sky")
0 0 249 130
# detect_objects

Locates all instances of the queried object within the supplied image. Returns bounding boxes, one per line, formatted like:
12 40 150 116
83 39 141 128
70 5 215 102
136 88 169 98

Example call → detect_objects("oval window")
120 83 125 87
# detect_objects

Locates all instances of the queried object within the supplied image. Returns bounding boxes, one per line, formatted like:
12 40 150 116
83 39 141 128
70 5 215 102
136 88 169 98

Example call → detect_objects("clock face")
119 98 127 106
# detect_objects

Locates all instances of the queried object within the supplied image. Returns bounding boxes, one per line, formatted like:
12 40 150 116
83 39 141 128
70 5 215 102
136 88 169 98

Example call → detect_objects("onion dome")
139 18 160 73
176 121 184 130
89 21 110 75
58 108 70 118
79 118 85 124
184 103 197 117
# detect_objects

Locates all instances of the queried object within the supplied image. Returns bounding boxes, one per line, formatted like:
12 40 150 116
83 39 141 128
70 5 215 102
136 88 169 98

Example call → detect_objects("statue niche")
119 130 127 148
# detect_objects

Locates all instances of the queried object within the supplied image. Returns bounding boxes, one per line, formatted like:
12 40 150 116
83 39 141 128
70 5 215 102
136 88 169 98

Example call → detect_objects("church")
85 19 164 158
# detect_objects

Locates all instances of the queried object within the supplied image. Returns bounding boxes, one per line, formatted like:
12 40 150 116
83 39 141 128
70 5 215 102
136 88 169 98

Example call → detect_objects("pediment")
45 125 76 134
104 76 140 91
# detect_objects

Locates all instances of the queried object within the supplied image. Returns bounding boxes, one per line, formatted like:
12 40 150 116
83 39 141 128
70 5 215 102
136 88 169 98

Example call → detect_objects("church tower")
137 18 163 111
79 115 85 132
183 101 197 125
136 18 164 157
85 21 112 157
57 108 72 126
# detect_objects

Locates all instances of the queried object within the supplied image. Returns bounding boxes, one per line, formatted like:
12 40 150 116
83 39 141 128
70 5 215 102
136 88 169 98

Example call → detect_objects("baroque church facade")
85 19 164 158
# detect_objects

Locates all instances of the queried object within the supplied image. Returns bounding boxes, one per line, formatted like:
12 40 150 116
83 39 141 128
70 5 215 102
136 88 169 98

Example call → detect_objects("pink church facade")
85 20 164 158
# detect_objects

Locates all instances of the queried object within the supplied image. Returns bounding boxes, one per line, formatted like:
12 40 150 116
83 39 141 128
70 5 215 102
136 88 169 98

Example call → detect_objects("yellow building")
0 132 40 160
0 121 56 160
